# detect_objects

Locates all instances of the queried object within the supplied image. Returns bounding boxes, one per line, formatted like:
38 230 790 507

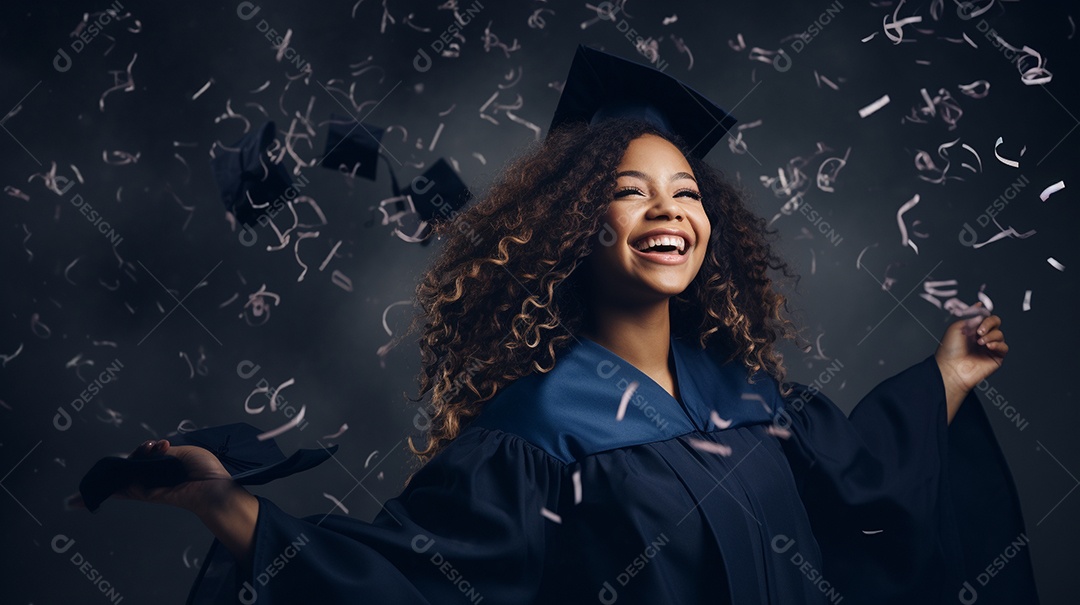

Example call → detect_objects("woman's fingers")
129 439 169 459
977 314 1001 336
977 328 1004 345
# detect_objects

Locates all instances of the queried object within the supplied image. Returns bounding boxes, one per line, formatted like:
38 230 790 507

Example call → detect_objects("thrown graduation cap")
78 423 338 512
408 158 471 223
319 114 385 180
210 121 293 226
549 45 738 159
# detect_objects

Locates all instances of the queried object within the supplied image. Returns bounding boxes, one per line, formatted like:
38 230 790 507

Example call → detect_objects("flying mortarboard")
78 423 338 512
210 121 293 226
319 114 385 180
549 45 738 159
408 158 471 224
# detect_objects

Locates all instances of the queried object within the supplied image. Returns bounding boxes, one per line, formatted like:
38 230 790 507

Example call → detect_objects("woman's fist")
935 301 1008 398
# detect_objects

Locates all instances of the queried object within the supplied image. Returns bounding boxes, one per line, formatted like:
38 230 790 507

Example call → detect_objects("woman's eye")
677 190 703 201
614 187 644 198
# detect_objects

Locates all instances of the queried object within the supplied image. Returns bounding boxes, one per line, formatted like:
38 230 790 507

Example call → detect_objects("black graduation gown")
186 334 1039 604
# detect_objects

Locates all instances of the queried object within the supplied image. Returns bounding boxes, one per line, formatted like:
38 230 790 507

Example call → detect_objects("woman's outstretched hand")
70 438 260 567
68 439 236 516
934 302 1008 423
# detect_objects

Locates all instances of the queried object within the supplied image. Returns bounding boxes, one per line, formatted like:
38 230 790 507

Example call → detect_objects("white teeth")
633 235 686 253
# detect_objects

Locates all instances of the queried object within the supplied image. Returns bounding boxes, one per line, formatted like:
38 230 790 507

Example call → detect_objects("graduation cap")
210 121 293 226
549 45 738 159
319 114 385 180
78 423 338 512
408 158 471 224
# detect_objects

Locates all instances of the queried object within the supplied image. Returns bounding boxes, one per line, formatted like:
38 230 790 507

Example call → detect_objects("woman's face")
586 134 711 306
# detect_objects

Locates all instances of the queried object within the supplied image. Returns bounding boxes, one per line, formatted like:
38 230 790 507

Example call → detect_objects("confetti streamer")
616 381 639 421
1022 290 1032 311
324 493 349 514
540 507 562 524
816 147 851 192
268 378 295 412
365 451 379 468
766 426 792 439
977 284 994 312
244 384 271 414
882 0 923 44
993 137 1021 168
984 31 1053 85
293 231 320 282
970 219 1036 249
30 313 51 338
957 80 990 99
63 257 80 284
896 194 921 254
318 241 343 272
331 270 353 292
859 95 890 118
192 79 213 100
182 545 199 569
710 410 733 429
4 185 30 201
1047 258 1065 271
99 53 137 112
689 438 733 456
741 392 770 413
572 469 582 504
257 404 306 441
0 343 23 367
1039 181 1064 201
179 351 195 379
323 424 349 439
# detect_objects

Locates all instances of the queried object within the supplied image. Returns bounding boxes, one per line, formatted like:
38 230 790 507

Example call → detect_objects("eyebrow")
615 170 697 184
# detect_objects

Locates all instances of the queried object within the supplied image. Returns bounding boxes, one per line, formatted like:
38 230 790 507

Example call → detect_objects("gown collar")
471 332 782 463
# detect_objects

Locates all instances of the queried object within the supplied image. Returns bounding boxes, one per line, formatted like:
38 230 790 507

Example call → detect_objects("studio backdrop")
0 0 1076 602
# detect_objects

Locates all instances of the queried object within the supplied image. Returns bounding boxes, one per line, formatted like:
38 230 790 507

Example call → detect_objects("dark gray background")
1 0 1076 602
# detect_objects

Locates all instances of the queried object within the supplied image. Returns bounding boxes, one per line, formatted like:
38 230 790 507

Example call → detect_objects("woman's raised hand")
934 301 1008 394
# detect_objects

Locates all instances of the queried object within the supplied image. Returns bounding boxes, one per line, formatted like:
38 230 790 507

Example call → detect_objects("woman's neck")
582 298 673 378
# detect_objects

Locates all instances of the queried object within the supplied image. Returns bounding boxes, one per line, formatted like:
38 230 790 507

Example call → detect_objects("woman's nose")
646 194 683 220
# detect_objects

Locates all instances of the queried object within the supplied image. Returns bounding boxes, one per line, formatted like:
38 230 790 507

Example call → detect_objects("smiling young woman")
78 46 1038 604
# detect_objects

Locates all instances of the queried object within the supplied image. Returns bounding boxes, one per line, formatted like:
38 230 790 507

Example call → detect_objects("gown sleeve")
185 425 564 605
777 354 1040 605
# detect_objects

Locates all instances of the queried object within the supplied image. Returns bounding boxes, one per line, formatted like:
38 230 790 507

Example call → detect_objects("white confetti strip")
257 404 306 441
324 493 349 514
1039 181 1064 201
1047 258 1065 271
616 381 639 421
710 410 733 429
0 343 24 367
859 94 890 118
993 136 1020 168
1022 290 1032 311
977 285 994 312
896 194 920 254
192 79 213 100
572 469 582 504
766 426 792 439
323 423 349 439
741 392 770 413
540 507 562 524
365 451 379 468
689 438 733 457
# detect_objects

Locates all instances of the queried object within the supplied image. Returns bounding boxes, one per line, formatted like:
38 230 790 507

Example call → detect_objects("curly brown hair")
402 118 806 466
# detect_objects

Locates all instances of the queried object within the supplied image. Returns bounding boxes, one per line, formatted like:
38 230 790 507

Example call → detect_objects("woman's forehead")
616 135 695 177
